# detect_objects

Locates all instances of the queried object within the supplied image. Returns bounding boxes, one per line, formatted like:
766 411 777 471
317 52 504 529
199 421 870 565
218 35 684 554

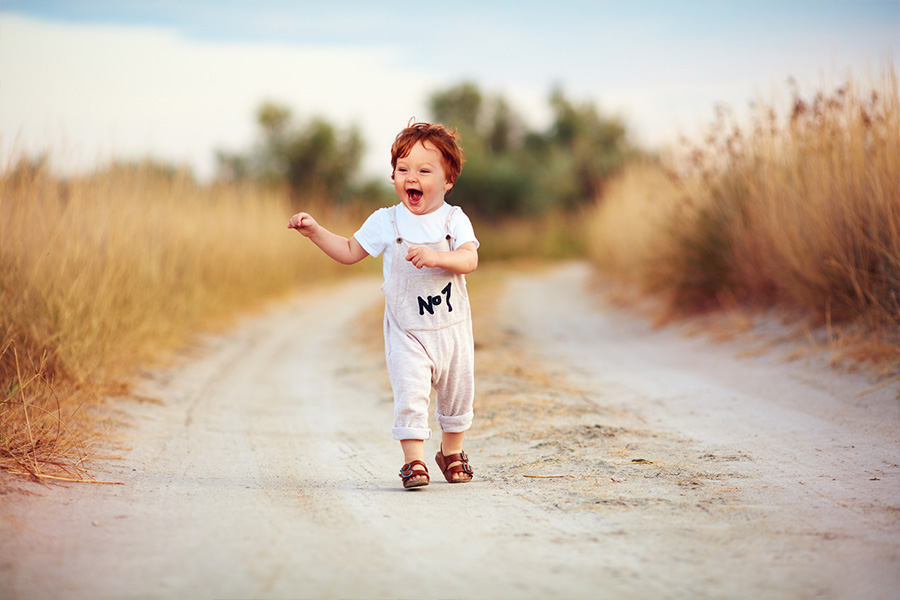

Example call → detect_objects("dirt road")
2 262 898 600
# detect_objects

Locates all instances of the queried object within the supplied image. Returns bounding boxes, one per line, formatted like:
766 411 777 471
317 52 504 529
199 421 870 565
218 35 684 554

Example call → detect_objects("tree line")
216 82 634 219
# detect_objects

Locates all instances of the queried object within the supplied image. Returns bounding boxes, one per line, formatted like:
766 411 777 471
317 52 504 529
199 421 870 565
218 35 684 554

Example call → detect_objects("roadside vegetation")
587 69 899 373
0 163 369 482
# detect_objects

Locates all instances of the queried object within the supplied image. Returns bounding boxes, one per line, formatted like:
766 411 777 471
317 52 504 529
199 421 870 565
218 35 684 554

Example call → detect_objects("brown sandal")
399 460 430 489
435 447 474 483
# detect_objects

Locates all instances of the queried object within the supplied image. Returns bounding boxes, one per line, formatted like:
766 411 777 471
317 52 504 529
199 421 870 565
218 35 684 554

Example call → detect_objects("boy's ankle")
400 438 425 463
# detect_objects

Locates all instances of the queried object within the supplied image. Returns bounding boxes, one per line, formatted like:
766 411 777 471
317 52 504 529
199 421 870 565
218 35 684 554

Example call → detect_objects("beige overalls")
382 206 475 441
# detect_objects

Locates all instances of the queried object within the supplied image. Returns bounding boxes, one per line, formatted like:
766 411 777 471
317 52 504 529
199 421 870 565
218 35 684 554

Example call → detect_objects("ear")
443 180 454 192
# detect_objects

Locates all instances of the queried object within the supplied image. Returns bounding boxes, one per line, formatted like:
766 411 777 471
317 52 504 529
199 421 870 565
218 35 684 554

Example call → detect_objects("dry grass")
587 68 900 374
0 160 368 482
471 212 588 262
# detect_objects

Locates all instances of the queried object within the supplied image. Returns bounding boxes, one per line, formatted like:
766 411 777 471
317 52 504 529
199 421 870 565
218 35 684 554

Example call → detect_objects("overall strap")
443 206 459 241
389 205 402 243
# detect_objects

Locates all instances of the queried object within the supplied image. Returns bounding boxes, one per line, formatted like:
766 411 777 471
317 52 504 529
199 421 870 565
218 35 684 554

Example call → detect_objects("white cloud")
0 14 438 179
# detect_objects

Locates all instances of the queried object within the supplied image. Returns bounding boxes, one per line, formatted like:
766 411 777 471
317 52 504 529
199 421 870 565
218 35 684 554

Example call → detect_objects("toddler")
287 122 478 489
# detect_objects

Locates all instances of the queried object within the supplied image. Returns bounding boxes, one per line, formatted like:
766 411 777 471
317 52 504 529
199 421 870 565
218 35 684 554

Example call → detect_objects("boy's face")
393 141 453 216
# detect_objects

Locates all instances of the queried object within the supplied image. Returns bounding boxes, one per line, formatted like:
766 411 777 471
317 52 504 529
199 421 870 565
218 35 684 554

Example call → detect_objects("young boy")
287 122 478 489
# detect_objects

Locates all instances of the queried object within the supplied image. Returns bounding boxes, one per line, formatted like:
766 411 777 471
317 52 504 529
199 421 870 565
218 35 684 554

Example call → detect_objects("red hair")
390 121 465 184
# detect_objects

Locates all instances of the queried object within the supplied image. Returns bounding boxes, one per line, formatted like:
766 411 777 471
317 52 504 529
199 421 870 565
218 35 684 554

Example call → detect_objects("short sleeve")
450 207 479 251
353 208 391 258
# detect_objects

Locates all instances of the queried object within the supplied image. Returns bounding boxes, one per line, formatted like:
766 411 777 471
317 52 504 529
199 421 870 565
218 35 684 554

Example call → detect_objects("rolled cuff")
392 426 432 441
436 409 474 433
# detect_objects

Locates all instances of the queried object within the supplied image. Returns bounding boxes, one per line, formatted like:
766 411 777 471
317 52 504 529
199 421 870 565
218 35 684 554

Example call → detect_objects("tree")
429 82 483 133
425 83 632 218
548 88 629 204
216 102 364 203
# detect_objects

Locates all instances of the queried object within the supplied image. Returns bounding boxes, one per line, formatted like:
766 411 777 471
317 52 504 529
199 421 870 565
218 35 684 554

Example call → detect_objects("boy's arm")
288 212 369 265
406 242 478 274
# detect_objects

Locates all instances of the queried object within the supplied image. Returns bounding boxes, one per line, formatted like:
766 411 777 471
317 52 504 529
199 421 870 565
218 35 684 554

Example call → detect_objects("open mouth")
406 189 423 203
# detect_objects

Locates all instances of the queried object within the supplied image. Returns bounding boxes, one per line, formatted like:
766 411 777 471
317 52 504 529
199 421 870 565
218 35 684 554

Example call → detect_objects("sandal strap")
399 460 429 479
440 450 469 467
443 462 474 477
437 449 474 477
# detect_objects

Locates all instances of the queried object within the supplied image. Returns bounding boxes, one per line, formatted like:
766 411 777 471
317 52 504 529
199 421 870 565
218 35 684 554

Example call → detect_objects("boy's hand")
406 245 438 269
287 212 318 237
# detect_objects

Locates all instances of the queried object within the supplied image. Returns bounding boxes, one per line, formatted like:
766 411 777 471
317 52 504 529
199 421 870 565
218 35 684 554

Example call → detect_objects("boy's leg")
440 431 465 455
431 324 475 482
432 325 475 434
384 317 433 441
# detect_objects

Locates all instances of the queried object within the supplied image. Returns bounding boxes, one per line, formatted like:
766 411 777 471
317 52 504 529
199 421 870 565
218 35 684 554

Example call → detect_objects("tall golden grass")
0 160 369 482
587 69 899 371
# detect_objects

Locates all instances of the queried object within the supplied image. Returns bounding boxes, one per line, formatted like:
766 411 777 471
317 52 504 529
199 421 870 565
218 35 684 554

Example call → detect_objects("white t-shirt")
354 202 479 282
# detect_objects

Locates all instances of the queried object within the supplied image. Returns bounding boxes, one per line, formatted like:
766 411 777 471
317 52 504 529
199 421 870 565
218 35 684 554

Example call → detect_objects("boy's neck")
400 201 446 216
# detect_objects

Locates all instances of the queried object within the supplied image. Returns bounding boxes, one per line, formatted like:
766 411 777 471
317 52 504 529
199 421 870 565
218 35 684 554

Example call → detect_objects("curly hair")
390 121 465 185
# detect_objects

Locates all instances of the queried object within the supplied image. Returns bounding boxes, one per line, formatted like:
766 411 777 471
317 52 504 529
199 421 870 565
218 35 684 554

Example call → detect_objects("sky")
1 0 898 181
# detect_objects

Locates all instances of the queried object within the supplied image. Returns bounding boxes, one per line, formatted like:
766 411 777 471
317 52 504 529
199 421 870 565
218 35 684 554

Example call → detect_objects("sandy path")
1 262 898 600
